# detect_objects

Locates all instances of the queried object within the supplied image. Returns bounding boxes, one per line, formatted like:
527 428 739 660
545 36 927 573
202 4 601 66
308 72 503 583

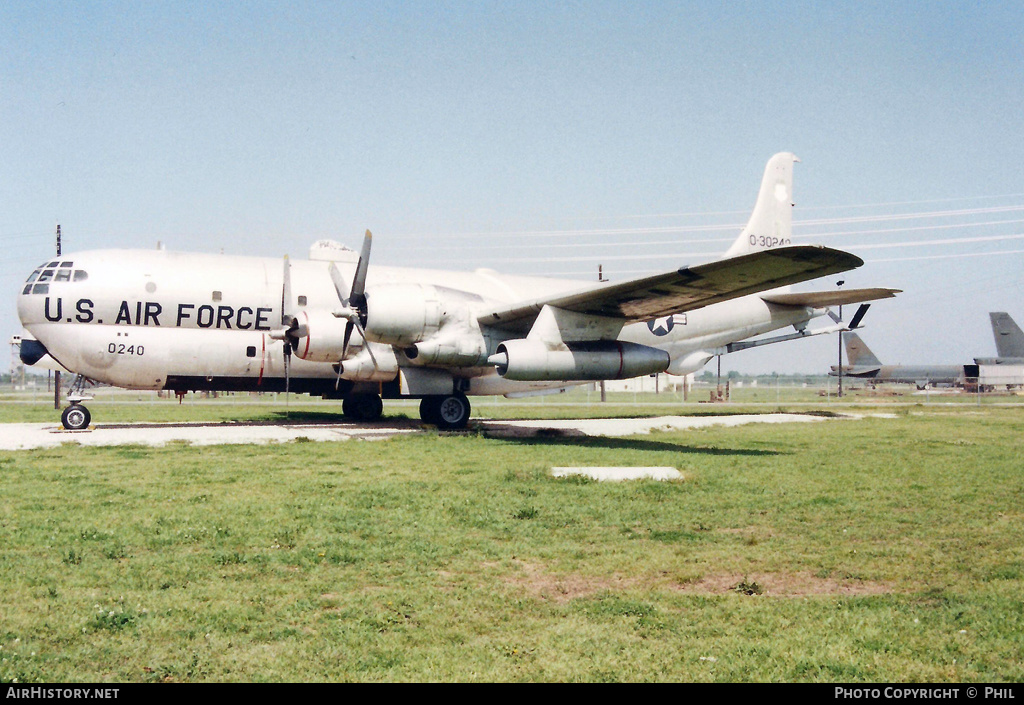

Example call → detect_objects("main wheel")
418 397 441 426
420 394 471 430
342 394 383 422
61 404 91 431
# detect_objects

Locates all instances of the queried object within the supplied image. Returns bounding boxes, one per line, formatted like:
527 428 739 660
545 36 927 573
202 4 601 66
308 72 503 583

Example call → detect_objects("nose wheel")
61 404 91 431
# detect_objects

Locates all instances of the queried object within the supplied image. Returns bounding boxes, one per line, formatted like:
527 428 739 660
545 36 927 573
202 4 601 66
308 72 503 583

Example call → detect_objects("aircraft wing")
761 287 901 308
478 245 864 332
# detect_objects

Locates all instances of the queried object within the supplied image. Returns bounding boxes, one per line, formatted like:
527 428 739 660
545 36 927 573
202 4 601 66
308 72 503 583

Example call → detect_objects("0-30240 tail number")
749 235 791 248
108 343 145 356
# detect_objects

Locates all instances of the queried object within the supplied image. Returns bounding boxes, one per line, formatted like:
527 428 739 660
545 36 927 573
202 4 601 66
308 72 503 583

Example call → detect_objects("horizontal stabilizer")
761 287 900 308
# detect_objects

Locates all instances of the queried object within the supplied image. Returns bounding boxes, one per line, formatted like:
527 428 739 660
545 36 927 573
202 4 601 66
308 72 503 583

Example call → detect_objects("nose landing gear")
59 374 95 431
61 403 91 430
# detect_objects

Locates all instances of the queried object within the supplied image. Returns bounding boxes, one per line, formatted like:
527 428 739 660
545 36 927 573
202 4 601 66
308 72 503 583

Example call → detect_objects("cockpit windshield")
22 263 87 295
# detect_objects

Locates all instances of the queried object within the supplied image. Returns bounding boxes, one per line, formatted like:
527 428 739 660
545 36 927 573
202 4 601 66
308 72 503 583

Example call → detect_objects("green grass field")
1 393 1022 682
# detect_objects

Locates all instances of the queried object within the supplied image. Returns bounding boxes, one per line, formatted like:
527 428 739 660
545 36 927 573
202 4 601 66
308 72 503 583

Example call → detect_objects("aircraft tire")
342 394 383 422
419 397 440 426
61 404 91 431
421 394 471 430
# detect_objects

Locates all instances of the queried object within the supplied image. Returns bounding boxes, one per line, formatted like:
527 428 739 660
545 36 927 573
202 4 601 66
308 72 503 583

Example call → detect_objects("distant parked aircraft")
974 312 1024 365
971 312 1024 390
830 333 964 389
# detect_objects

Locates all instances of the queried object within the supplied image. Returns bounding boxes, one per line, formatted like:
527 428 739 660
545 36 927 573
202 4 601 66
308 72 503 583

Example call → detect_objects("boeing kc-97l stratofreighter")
17 153 899 430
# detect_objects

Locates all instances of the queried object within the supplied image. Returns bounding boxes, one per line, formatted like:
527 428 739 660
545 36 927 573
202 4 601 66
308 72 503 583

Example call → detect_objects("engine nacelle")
336 344 399 382
291 310 353 362
364 284 444 346
667 350 715 376
406 329 488 367
489 339 670 381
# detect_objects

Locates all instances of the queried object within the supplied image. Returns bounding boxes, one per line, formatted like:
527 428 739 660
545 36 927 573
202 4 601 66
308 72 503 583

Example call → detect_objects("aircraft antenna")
53 224 62 411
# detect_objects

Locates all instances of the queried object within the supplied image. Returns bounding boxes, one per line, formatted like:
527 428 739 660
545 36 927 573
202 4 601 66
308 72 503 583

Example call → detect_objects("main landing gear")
340 392 471 430
342 393 384 422
419 393 471 430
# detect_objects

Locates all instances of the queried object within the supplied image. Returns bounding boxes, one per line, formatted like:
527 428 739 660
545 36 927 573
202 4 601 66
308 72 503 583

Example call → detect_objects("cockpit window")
21 266 87 294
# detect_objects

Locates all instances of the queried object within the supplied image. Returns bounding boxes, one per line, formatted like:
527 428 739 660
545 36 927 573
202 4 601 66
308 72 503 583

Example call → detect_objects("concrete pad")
0 420 421 451
552 466 682 481
0 412 842 451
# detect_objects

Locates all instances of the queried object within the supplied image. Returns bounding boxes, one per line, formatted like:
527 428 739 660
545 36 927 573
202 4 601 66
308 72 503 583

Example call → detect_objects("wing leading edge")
478 245 864 333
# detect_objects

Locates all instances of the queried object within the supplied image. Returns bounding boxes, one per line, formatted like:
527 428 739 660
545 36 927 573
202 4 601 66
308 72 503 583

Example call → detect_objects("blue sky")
3 1 1023 374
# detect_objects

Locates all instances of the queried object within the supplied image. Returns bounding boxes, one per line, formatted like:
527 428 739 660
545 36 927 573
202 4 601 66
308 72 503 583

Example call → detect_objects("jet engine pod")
291 310 355 362
363 284 444 346
489 339 670 381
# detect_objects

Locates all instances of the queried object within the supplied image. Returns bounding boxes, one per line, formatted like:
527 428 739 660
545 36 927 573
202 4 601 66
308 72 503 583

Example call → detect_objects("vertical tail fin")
843 332 882 367
989 312 1024 358
723 152 799 259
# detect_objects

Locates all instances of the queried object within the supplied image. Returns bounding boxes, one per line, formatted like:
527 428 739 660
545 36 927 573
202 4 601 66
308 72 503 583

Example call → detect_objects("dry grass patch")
504 560 638 603
674 571 897 597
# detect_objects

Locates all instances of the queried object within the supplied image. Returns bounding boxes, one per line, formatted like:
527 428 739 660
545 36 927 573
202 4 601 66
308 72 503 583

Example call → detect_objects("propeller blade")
328 262 348 306
283 338 291 395
827 309 842 324
354 323 378 368
281 255 294 326
848 303 870 330
349 230 372 326
352 231 372 295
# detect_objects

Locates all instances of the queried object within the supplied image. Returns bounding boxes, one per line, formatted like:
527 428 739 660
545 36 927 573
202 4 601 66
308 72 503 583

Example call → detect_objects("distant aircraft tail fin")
723 152 799 259
843 332 882 367
989 312 1024 358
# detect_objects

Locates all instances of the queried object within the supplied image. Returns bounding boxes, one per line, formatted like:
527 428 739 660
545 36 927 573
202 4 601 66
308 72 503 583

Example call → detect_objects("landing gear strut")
419 394 471 430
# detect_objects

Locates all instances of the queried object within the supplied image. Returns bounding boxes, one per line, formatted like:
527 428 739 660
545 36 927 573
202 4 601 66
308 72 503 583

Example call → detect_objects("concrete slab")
0 420 421 451
552 466 683 481
0 412 842 451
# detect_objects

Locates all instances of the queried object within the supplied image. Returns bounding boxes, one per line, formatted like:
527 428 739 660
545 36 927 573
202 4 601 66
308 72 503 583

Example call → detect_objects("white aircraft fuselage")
16 248 818 396
16 153 899 429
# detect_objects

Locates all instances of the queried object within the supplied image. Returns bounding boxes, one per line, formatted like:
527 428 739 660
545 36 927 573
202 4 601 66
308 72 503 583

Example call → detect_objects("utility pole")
54 224 61 410
836 280 844 399
598 264 607 401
